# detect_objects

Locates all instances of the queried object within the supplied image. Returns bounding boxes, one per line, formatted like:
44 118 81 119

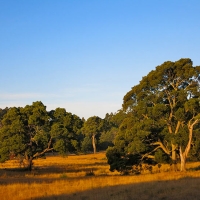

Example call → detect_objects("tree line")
0 58 200 173
0 102 125 170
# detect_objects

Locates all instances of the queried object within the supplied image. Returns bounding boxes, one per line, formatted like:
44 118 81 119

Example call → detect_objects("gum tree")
0 102 83 170
0 102 51 170
49 107 83 154
81 116 104 154
108 58 200 172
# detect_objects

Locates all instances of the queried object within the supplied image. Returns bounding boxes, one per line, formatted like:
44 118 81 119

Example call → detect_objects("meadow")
0 152 200 200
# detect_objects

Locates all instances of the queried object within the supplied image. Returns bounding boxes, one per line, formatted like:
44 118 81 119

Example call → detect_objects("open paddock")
0 152 199 200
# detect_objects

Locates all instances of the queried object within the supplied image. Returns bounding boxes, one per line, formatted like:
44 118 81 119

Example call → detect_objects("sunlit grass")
0 152 200 200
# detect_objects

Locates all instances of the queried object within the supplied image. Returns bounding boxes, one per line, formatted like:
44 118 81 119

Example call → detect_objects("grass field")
0 152 200 200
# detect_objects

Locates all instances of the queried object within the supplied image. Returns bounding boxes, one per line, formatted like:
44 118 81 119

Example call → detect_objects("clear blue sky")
1 0 200 119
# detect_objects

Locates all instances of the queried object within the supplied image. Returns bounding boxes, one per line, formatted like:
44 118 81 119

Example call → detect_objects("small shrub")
60 173 67 179
85 170 95 176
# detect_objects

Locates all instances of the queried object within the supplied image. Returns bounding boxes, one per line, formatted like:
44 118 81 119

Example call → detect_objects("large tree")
0 102 83 170
107 58 200 172
0 102 51 170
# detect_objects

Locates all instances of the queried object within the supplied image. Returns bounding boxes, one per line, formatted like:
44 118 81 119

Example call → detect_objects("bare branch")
175 121 181 134
33 147 54 158
141 146 160 160
151 140 170 155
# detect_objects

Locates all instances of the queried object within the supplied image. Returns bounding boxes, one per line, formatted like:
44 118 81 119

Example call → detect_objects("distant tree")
81 116 104 154
99 110 127 150
50 108 83 154
99 129 116 150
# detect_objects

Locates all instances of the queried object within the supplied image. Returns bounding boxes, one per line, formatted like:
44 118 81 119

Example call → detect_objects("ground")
0 152 200 200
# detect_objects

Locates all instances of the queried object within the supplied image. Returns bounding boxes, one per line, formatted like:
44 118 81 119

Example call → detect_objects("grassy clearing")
0 152 200 200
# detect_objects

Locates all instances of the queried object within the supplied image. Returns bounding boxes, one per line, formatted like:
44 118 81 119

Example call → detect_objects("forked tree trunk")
92 135 96 154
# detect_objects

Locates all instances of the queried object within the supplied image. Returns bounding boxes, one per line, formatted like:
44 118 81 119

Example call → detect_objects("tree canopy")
107 58 200 173
0 102 84 170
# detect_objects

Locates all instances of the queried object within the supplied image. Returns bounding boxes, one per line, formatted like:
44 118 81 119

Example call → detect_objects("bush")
106 147 141 175
85 170 95 176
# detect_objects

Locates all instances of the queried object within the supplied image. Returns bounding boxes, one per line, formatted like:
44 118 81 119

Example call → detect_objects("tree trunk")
179 124 195 172
92 135 96 154
171 144 178 171
179 146 187 172
27 156 33 171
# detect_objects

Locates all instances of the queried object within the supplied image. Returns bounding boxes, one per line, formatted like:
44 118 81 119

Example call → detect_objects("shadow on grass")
0 156 109 179
30 177 200 200
0 171 102 185
188 165 200 171
0 165 99 185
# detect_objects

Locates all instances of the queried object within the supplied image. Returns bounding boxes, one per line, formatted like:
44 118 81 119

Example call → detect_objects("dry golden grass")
0 152 200 200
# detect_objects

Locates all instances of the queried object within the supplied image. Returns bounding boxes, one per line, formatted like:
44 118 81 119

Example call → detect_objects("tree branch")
151 140 170 155
33 147 54 158
141 146 160 160
175 121 181 134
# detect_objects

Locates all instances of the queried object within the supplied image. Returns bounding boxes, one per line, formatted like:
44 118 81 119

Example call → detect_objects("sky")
1 0 200 119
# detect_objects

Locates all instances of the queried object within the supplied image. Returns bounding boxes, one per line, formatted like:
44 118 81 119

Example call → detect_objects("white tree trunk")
180 148 186 172
171 144 178 171
92 135 96 154
179 124 194 172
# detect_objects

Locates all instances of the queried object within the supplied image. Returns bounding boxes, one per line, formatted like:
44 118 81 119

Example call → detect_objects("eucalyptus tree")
50 107 83 154
0 102 83 170
0 101 51 170
81 116 104 154
107 58 200 172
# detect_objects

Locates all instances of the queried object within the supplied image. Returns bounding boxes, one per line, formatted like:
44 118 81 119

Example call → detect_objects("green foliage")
81 116 105 153
53 139 68 156
82 116 104 137
154 149 171 164
99 129 116 150
81 136 92 153
0 102 84 169
50 108 84 154
106 146 141 175
60 173 68 179
109 58 200 172
0 107 27 162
